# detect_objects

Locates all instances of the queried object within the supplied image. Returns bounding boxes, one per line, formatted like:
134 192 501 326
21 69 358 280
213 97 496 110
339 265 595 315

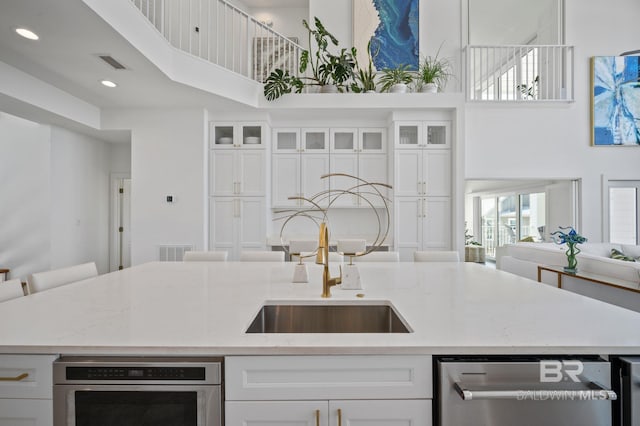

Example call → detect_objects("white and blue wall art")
592 56 640 146
353 0 419 71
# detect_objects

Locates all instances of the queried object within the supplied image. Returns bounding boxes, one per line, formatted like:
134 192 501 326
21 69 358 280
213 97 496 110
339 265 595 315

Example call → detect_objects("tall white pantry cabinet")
393 121 452 261
209 122 269 260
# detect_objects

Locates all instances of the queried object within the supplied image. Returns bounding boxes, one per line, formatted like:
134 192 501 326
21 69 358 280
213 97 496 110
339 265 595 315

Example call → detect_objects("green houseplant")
415 46 453 93
264 17 356 100
351 41 378 93
379 65 413 93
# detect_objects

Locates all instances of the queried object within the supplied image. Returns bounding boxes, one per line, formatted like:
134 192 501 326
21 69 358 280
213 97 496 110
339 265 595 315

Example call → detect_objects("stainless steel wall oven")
53 357 222 426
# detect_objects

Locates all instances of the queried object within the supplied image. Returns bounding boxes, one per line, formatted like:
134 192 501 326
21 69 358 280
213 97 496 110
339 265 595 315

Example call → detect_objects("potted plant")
263 17 356 100
379 65 413 93
414 45 453 93
351 41 378 93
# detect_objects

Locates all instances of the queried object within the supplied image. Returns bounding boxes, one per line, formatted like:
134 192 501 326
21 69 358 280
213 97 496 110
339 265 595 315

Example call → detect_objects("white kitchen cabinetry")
225 355 432 426
272 128 330 208
210 122 266 149
0 354 57 426
393 121 452 261
329 128 388 207
209 121 269 259
210 197 266 260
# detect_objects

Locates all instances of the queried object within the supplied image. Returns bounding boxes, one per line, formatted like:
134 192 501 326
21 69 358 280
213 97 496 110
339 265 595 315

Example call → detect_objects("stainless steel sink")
246 303 412 333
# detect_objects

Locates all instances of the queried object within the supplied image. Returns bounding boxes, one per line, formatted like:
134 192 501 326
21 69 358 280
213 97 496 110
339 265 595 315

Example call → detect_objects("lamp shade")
289 240 317 254
337 239 366 255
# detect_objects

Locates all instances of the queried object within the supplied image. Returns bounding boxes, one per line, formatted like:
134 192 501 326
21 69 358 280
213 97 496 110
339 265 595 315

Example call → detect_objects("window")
480 191 546 258
608 181 640 245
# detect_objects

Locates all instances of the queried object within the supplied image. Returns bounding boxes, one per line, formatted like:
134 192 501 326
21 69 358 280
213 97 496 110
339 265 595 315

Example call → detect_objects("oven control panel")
66 366 206 381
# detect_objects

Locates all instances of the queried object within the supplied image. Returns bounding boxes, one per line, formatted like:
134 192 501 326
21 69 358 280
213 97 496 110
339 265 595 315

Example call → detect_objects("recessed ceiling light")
101 80 117 88
15 28 39 40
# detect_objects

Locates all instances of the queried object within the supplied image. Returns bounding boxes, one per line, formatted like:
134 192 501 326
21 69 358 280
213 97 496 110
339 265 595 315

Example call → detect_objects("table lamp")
289 240 317 283
337 239 366 290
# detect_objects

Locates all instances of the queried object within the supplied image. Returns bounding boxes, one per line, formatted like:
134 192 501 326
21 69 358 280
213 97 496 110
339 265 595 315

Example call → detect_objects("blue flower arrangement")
550 226 587 273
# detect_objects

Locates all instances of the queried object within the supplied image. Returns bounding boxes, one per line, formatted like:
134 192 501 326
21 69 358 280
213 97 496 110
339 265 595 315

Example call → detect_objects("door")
225 401 327 426
110 176 131 272
301 154 330 203
0 399 52 426
210 150 235 195
422 197 451 249
396 197 422 261
328 400 431 426
358 153 388 207
210 197 236 254
329 154 359 207
423 150 451 196
272 154 301 207
237 150 265 196
239 198 266 250
395 151 421 197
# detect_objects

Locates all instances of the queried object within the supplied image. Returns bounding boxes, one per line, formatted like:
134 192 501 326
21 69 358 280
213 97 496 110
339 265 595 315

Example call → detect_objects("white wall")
104 108 208 265
466 0 640 242
0 113 51 282
251 7 309 46
0 112 131 281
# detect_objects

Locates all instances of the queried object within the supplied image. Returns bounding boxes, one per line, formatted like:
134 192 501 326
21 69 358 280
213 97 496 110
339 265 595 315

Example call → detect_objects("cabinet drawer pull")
315 409 320 426
0 372 29 382
337 408 342 426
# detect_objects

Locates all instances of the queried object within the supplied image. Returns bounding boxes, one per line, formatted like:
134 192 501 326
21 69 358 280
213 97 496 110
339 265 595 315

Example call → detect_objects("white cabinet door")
210 150 236 195
423 197 451 249
239 198 266 249
210 197 236 251
0 399 52 426
272 154 301 207
423 150 451 196
424 121 450 149
238 150 266 196
239 122 266 149
328 400 432 426
394 122 421 149
330 128 358 153
359 128 386 153
302 128 329 153
273 128 301 153
395 151 421 197
301 154 330 201
329 154 359 207
358 153 388 207
0 354 56 399
395 197 422 261
226 401 327 426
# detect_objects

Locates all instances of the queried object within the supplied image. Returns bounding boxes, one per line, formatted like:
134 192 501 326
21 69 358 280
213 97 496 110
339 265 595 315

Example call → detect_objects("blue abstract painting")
353 0 419 71
592 56 640 146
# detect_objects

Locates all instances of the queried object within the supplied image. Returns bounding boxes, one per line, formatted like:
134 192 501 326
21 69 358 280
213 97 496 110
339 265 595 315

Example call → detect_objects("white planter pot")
390 83 408 93
320 84 338 93
365 90 376 94
420 83 438 93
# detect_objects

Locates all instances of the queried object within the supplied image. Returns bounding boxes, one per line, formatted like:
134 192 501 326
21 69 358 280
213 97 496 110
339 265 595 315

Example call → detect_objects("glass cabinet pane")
398 125 419 146
426 125 446 145
242 125 262 146
362 131 383 150
214 126 234 146
334 132 355 150
276 132 298 150
305 132 326 150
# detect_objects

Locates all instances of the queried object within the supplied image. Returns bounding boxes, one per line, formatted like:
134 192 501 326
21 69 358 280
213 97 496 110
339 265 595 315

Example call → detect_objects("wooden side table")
537 265 640 294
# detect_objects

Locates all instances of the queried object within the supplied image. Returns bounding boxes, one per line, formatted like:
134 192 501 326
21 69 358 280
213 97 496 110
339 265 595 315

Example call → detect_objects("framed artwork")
592 56 640 146
353 0 419 71
253 37 299 83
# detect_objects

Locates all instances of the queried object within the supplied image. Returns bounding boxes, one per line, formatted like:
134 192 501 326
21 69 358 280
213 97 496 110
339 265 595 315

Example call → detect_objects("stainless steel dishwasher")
53 356 222 426
437 356 617 426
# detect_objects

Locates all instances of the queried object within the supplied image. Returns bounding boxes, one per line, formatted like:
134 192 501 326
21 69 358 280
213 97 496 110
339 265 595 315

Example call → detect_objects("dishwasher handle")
454 381 617 401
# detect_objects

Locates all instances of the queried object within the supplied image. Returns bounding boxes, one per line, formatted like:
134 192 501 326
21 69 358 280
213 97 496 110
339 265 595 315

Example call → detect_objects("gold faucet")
316 222 342 297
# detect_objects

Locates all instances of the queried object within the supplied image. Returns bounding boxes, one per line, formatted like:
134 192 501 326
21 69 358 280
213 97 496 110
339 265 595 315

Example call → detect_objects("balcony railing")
465 45 574 102
130 0 303 83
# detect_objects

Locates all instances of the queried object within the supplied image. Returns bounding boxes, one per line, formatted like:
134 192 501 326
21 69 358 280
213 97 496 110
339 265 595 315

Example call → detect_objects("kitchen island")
1 261 640 355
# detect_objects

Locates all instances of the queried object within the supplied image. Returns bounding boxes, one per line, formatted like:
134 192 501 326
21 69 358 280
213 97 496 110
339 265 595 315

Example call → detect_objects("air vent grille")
99 55 126 70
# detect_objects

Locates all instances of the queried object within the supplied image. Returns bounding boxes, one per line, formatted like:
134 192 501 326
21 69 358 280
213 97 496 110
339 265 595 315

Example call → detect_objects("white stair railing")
465 45 574 102
130 0 303 83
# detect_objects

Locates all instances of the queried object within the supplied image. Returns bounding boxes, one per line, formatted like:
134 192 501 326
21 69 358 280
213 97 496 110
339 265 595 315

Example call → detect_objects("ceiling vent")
98 55 127 70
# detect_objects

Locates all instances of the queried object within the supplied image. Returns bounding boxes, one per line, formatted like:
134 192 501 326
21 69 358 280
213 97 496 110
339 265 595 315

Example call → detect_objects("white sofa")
496 242 640 312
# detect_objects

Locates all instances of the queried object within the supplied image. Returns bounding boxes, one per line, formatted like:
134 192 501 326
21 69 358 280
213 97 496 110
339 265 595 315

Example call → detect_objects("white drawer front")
0 398 53 426
226 355 432 400
0 354 57 399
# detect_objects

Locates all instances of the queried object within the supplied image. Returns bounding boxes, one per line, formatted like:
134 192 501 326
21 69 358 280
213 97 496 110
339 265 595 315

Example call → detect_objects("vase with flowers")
550 226 587 273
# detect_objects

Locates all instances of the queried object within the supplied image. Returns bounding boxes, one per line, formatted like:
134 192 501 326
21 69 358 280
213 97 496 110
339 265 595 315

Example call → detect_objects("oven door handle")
454 381 617 401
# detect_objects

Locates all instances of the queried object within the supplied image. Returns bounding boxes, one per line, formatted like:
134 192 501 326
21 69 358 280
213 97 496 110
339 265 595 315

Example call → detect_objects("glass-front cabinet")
210 122 266 149
394 121 450 149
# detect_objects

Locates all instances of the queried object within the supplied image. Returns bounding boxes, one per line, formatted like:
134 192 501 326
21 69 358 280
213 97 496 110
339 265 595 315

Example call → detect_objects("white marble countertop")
1 261 640 356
